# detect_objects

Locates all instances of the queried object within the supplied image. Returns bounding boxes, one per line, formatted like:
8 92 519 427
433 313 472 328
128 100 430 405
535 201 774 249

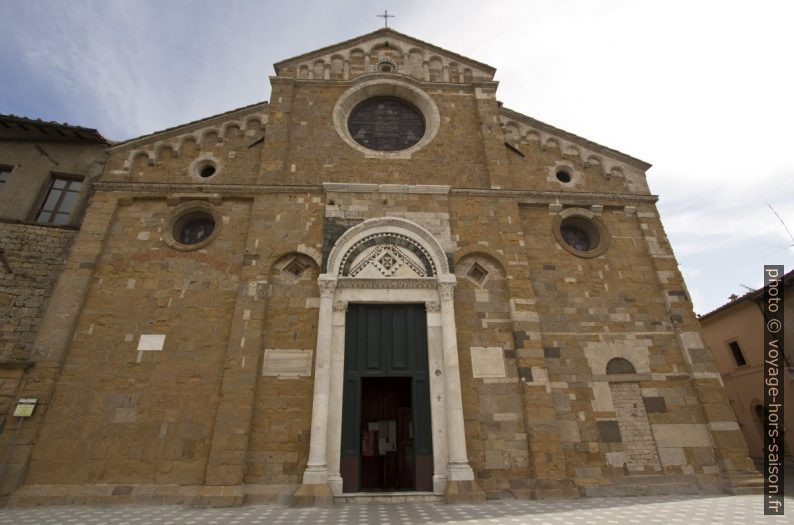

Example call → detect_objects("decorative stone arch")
368 41 405 55
198 128 220 146
175 134 199 155
153 142 176 162
453 245 510 274
587 341 651 378
220 121 242 139
244 115 264 131
127 149 153 170
454 248 511 289
295 244 322 269
328 217 449 277
298 216 477 500
606 357 637 375
270 251 321 283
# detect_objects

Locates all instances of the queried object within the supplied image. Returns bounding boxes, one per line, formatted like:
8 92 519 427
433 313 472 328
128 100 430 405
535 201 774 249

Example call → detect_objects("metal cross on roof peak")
377 10 394 28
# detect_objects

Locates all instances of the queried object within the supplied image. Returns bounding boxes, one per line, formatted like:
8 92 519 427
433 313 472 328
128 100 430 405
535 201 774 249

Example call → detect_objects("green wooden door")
340 304 433 492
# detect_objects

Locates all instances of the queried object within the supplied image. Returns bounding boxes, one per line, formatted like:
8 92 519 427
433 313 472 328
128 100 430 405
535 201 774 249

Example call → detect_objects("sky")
1 0 792 315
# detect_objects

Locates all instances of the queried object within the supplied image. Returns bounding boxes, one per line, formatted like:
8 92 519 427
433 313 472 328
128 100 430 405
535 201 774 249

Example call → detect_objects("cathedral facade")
1 29 759 505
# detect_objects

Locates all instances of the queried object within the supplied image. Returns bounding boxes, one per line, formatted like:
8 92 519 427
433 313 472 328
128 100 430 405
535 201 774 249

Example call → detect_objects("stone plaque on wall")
470 346 507 378
262 349 313 377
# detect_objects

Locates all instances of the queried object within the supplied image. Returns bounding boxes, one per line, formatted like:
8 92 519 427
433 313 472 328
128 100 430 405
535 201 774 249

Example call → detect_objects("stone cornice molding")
93 182 324 194
93 182 656 205
452 188 658 204
337 278 438 289
323 182 450 195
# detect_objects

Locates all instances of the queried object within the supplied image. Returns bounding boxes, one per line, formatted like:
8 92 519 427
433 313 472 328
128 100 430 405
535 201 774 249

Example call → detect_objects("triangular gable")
499 106 651 172
273 28 496 83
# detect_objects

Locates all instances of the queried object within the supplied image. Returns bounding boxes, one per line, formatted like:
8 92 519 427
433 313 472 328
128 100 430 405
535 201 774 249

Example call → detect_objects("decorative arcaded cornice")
499 106 652 172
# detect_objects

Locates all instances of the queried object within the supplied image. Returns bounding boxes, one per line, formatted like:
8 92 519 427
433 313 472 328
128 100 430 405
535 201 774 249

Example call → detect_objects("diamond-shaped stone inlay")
373 247 403 276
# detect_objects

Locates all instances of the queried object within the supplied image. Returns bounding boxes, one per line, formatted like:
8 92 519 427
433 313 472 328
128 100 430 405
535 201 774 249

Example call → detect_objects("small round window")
199 164 216 178
556 170 572 183
165 204 220 251
191 158 220 180
554 211 610 258
347 97 425 152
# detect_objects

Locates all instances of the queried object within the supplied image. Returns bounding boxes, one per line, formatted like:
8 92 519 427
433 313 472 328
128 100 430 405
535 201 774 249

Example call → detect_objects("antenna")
760 192 794 247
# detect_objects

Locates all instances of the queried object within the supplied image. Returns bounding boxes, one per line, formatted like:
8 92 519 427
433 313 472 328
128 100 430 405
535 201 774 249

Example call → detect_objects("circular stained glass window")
347 97 426 152
559 217 600 253
174 212 215 245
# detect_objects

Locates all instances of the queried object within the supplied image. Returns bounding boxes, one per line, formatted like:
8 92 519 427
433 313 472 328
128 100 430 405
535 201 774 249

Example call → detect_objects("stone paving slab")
0 495 792 524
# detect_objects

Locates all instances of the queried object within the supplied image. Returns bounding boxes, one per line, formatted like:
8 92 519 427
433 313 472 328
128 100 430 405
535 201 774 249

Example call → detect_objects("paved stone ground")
0 495 792 525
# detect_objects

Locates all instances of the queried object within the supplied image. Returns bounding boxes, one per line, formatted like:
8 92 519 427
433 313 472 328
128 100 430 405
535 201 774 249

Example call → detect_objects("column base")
301 465 328 484
447 462 475 481
292 483 334 507
433 474 448 495
444 479 485 504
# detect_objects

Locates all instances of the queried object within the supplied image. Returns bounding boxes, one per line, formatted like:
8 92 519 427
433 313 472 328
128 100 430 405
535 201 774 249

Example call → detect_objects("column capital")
317 274 338 298
333 300 348 312
438 273 457 301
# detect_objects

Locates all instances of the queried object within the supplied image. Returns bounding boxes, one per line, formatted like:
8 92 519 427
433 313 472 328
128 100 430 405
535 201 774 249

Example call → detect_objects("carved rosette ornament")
425 301 440 313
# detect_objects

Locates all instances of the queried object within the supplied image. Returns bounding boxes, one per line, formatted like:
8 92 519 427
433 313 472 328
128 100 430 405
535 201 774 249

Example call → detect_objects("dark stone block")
543 264 556 271
513 331 528 349
321 217 361 271
243 253 260 266
112 485 133 495
643 396 667 413
543 347 560 359
597 420 622 443
518 367 532 382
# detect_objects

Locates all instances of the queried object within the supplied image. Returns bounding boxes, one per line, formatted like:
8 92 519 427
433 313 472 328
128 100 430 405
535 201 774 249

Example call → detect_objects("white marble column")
438 274 475 481
425 300 450 494
325 299 347 496
302 273 337 484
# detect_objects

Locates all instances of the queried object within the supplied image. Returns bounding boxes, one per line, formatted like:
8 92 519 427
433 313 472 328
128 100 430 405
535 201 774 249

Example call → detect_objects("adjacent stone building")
0 28 760 506
0 115 107 498
700 270 793 462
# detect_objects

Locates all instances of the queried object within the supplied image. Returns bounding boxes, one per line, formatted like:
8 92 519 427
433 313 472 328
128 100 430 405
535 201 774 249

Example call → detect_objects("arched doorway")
298 217 475 496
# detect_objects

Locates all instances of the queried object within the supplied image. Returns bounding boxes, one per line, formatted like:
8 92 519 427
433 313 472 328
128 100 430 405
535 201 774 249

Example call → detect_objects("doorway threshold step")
335 491 442 504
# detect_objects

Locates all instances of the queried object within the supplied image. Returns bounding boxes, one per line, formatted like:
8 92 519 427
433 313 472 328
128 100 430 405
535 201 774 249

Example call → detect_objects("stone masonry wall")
0 223 76 363
610 381 661 472
245 192 325 487
23 197 251 486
